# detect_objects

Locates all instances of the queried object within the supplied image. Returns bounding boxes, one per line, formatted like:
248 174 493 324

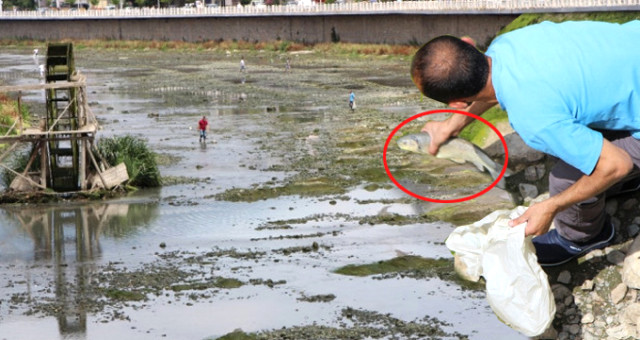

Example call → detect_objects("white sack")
445 206 555 337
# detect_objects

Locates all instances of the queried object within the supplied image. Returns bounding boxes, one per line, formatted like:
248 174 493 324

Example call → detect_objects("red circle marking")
383 109 509 203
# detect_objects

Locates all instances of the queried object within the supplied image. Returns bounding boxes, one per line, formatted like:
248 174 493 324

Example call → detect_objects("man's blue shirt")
486 20 640 175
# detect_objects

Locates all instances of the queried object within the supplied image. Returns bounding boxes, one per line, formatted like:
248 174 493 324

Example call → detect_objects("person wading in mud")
411 20 640 267
198 116 208 143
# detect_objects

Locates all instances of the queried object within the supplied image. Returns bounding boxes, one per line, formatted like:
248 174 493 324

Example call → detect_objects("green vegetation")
0 95 34 188
0 94 29 137
214 330 256 340
0 39 417 58
497 11 640 36
97 135 161 187
458 105 509 146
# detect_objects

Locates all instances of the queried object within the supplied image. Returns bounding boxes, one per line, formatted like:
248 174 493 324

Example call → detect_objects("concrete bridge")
0 1 639 45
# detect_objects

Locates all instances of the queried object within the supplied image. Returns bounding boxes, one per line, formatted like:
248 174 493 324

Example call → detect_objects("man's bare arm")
421 101 497 155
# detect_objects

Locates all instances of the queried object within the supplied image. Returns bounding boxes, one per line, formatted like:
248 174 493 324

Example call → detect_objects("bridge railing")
1 0 639 18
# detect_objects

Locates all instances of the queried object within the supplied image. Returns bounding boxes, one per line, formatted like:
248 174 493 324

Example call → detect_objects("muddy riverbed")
0 46 523 339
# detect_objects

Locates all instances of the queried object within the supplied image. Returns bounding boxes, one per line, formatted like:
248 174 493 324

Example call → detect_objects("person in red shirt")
198 116 208 142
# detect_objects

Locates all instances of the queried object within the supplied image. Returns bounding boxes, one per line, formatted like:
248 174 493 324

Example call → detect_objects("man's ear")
448 101 470 110
461 36 476 47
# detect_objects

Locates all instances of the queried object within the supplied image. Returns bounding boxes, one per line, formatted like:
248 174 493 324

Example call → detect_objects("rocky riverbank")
532 190 640 340
477 131 640 340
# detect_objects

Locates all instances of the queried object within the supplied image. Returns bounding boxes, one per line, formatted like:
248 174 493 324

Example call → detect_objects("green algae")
497 12 640 37
297 293 336 303
211 307 467 340
423 200 514 226
334 255 484 291
104 289 146 302
215 177 347 202
334 255 450 277
357 213 437 226
171 277 243 292
458 106 509 147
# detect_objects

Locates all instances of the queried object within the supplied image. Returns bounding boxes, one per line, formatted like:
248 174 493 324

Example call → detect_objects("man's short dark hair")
411 35 489 104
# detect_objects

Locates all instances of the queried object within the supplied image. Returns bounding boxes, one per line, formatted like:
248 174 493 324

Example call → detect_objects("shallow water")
0 47 524 339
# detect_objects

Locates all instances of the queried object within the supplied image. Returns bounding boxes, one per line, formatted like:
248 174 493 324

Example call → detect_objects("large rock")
485 132 545 168
623 235 640 289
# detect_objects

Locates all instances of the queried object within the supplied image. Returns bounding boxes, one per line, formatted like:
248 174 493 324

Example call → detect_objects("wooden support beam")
79 139 87 190
0 80 87 93
0 163 47 190
87 143 108 189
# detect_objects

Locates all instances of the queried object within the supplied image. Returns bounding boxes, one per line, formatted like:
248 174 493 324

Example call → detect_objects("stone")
568 324 580 334
518 183 538 199
563 295 573 306
622 198 638 210
606 323 637 340
524 164 546 181
557 331 570 340
629 224 640 238
485 132 545 164
581 313 595 324
623 235 640 289
605 200 618 216
607 250 626 266
582 331 600 340
564 307 577 318
623 303 640 325
630 289 638 302
557 270 571 284
552 284 572 301
581 279 594 291
611 282 628 304
584 248 604 261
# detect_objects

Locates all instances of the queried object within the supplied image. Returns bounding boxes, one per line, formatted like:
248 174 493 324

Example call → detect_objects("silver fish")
397 132 509 188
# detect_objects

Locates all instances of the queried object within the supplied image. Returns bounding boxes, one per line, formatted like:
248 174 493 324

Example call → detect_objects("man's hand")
420 101 498 155
509 139 633 237
509 200 558 236
420 120 453 155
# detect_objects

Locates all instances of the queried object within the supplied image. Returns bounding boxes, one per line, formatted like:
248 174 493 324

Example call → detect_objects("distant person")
198 116 208 142
285 58 291 73
349 91 356 111
32 48 38 59
240 56 246 73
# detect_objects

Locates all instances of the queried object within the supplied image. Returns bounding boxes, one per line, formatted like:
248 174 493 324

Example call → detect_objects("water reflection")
0 202 158 339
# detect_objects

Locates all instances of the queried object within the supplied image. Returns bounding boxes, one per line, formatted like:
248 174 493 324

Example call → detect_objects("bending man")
411 20 640 266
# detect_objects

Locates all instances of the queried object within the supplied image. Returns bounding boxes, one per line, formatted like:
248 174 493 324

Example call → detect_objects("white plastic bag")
445 207 555 337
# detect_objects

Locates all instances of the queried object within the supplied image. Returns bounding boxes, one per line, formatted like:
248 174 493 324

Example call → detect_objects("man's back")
487 20 640 174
